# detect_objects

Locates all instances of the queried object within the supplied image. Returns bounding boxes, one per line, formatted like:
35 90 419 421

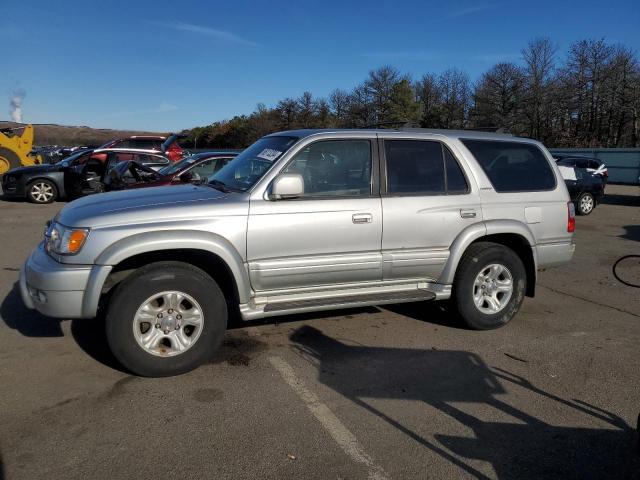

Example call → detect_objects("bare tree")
438 68 471 129
471 62 525 132
521 37 557 141
415 73 443 127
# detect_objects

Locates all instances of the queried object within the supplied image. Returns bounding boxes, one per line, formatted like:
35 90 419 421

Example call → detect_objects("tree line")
180 37 640 149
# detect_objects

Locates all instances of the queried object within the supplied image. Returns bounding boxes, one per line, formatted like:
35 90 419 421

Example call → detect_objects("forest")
180 38 640 149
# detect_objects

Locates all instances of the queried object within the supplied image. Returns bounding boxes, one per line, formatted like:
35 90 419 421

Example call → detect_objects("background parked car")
98 134 185 162
554 155 608 184
104 151 237 191
2 148 171 203
556 162 605 215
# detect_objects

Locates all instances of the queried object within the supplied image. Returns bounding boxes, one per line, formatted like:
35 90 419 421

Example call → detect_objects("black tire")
452 242 526 330
0 146 21 176
576 192 595 216
26 179 58 203
105 261 227 377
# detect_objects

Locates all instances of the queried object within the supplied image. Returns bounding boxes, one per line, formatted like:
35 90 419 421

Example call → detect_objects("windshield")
208 136 298 191
158 156 198 176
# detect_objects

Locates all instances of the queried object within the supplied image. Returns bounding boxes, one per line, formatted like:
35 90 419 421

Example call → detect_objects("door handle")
460 209 476 219
352 213 372 224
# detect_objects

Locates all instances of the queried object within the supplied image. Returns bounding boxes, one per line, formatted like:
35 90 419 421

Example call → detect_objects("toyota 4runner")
20 129 575 377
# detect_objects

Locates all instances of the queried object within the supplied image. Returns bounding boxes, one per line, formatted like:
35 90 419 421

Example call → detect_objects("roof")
267 128 518 141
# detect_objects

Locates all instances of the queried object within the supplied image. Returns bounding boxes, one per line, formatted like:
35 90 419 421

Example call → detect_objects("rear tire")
576 192 595 215
452 242 526 330
105 261 227 377
26 179 58 203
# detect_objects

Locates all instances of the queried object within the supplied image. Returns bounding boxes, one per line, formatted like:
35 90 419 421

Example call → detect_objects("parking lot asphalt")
0 185 639 480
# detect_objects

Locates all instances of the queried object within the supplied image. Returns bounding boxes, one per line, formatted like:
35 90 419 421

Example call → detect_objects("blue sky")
2 0 639 132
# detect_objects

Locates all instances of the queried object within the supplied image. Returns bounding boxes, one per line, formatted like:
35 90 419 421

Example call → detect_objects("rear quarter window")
462 139 556 192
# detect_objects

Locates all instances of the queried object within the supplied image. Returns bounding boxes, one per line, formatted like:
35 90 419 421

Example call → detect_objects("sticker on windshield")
256 148 282 161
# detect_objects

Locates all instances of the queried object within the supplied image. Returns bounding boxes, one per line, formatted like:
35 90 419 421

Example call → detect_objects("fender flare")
93 230 251 303
438 220 537 285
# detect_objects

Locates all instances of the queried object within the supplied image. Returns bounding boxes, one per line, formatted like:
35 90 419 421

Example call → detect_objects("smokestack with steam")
10 89 26 123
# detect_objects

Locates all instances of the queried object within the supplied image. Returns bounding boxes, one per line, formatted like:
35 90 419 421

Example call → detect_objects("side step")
264 289 436 313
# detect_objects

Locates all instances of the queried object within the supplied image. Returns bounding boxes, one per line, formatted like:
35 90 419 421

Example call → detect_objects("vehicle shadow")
289 325 640 479
0 283 126 373
601 193 640 208
620 225 640 242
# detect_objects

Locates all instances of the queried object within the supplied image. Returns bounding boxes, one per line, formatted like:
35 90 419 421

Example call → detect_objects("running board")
264 290 436 312
239 284 448 321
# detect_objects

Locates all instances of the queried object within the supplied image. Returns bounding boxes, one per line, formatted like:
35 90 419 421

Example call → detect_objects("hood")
56 184 234 228
7 164 61 175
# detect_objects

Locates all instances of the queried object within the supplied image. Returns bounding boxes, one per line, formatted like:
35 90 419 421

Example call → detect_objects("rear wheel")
26 179 58 203
105 261 227 377
576 192 595 215
452 242 526 330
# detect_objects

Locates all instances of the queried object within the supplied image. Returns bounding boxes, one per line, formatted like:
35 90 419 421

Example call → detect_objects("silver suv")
20 129 575 377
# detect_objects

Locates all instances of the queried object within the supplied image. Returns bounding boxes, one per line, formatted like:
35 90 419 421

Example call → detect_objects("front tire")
27 179 58 203
105 262 227 377
452 242 526 330
576 192 595 215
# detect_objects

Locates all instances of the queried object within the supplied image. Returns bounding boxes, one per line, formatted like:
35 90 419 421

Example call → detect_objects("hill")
0 121 168 147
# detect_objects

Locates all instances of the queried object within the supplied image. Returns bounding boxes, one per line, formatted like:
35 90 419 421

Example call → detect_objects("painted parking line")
269 356 389 480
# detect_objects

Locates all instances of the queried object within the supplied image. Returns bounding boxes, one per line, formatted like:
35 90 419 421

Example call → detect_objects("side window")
116 153 134 162
556 158 575 167
284 140 372 197
213 157 232 173
191 159 218 177
443 146 469 194
587 160 600 170
575 158 589 169
461 139 556 192
384 140 445 195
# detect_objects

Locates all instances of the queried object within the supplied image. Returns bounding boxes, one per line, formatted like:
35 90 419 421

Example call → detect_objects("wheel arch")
439 220 537 298
25 174 65 198
84 231 251 318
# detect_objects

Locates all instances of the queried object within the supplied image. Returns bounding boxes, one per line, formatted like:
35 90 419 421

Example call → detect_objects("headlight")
45 222 89 255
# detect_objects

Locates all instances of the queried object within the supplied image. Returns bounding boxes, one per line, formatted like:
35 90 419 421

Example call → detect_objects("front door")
247 138 382 292
380 137 482 281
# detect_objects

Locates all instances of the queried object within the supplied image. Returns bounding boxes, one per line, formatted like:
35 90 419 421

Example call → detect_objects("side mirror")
270 173 304 200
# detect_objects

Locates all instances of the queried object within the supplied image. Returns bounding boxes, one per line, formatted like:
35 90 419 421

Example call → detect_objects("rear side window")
384 140 468 195
462 139 555 192
588 160 601 169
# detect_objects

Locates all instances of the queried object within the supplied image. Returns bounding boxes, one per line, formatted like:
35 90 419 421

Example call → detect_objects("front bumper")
1 177 27 198
20 243 111 319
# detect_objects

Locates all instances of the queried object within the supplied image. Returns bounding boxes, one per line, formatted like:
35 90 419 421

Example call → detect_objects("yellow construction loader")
0 124 40 175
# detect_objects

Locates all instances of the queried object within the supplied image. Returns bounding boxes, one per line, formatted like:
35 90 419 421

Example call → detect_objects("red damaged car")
104 151 237 191
99 134 186 162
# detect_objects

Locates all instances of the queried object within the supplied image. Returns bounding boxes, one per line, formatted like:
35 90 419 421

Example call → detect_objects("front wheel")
27 179 58 203
105 261 227 377
452 242 526 330
576 192 595 215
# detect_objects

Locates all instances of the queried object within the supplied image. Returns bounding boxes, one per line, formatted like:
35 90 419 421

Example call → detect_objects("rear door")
380 137 481 281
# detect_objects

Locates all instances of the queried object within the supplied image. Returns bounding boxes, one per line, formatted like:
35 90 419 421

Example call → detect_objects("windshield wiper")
208 179 244 193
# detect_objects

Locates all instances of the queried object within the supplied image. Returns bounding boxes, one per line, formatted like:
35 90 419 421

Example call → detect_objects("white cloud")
156 102 178 113
446 3 500 18
147 21 258 47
